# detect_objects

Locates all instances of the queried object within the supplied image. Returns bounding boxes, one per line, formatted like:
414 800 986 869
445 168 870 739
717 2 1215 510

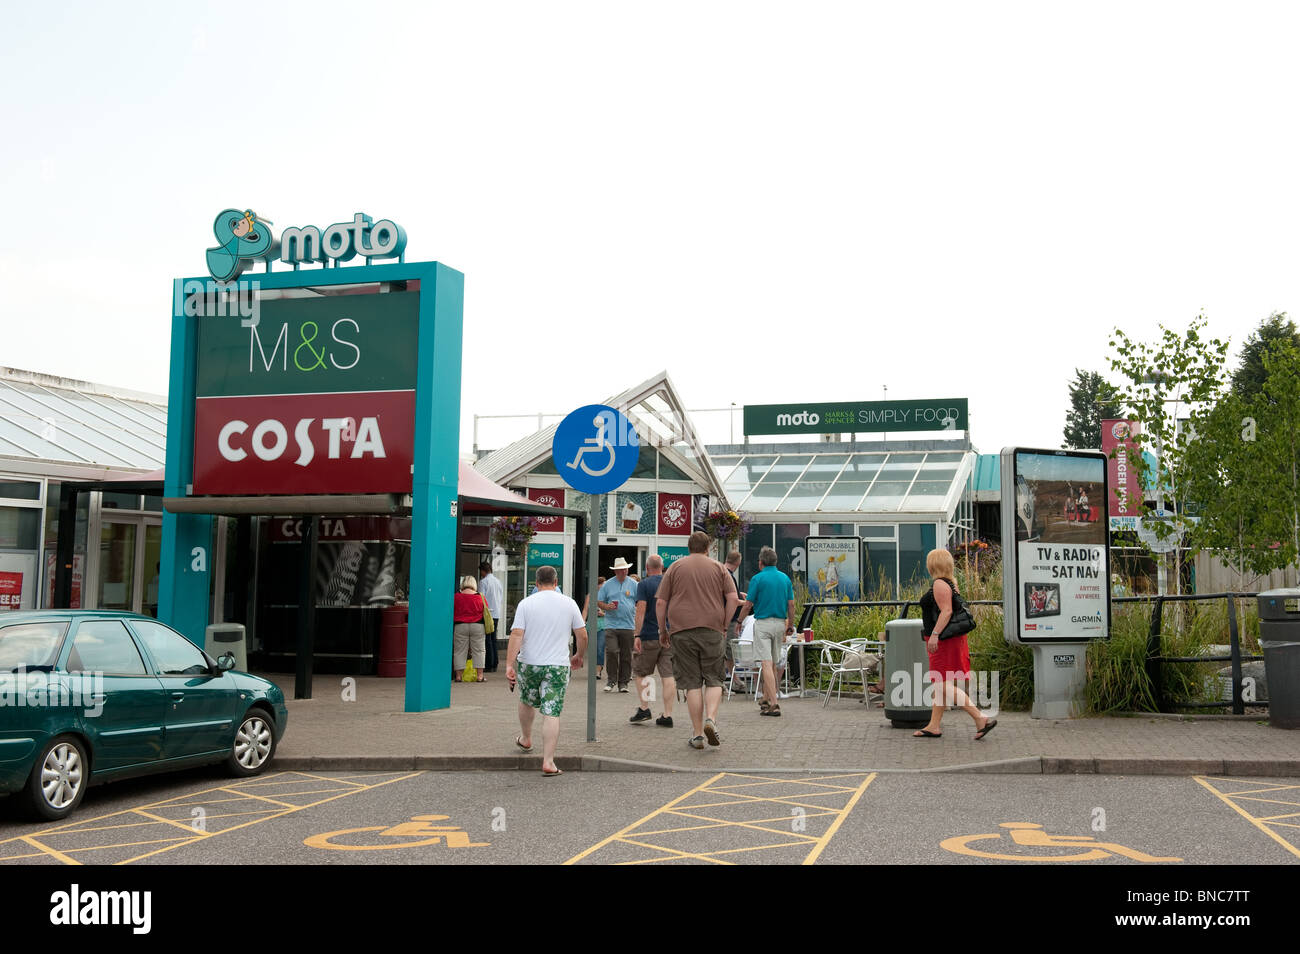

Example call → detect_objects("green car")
0 610 288 821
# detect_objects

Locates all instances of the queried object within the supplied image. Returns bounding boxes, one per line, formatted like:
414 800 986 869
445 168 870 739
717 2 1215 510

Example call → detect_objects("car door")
128 619 238 759
63 619 167 772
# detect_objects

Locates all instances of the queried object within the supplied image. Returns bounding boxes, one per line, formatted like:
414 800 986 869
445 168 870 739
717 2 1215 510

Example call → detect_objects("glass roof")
710 451 970 515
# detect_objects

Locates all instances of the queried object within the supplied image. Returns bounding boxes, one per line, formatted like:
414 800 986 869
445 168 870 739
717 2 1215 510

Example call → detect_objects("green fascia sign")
527 543 565 567
744 398 968 436
658 546 688 567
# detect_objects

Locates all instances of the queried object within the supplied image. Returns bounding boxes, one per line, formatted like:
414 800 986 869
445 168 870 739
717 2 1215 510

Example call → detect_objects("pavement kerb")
270 754 1300 776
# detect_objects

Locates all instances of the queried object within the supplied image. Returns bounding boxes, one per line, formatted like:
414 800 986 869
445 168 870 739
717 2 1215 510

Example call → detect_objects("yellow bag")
482 601 495 635
463 658 477 681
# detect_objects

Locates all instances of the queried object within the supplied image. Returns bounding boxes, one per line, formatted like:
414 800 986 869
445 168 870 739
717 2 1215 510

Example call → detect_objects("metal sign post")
551 404 641 743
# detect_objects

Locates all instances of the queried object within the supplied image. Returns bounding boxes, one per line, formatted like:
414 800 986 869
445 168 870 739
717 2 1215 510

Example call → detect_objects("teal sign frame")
162 260 464 713
744 398 968 436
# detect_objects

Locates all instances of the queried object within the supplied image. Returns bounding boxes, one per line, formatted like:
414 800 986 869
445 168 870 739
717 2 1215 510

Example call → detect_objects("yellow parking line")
20 835 81 866
61 836 205 854
666 809 823 842
1194 776 1300 860
803 773 876 865
0 849 50 862
635 809 838 838
707 778 861 792
132 808 213 835
211 787 300 809
564 773 729 864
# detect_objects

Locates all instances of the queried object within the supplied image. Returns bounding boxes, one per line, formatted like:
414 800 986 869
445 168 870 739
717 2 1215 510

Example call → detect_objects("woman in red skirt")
912 548 996 740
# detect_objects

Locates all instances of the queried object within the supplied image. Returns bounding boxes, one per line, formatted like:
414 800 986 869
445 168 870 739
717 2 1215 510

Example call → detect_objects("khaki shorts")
752 618 787 663
670 627 726 690
633 639 673 679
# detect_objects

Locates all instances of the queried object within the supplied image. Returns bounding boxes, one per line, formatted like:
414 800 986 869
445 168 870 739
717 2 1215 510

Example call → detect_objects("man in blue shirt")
598 557 639 693
736 546 795 716
629 554 674 726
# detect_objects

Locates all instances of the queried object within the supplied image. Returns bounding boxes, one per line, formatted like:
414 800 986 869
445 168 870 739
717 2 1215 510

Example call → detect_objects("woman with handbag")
912 548 996 740
453 576 489 683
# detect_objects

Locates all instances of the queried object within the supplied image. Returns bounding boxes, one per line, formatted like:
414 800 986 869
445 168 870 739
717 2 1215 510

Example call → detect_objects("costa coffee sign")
194 391 414 494
657 493 691 535
192 289 418 495
527 488 564 531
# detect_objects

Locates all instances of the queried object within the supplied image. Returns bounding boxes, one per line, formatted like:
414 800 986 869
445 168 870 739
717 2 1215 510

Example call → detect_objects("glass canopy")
712 451 971 515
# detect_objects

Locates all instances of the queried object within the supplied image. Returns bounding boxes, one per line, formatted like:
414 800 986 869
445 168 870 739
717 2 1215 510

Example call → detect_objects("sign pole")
587 494 600 742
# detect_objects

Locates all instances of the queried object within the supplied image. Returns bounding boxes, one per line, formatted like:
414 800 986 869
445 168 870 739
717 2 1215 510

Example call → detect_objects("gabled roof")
0 367 166 471
474 370 729 501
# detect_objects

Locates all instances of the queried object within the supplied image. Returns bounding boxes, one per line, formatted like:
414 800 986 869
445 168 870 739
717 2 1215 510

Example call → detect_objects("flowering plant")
703 509 752 544
491 515 539 549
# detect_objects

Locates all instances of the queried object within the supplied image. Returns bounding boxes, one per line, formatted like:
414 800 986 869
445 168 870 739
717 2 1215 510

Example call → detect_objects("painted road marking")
0 771 419 866
305 813 490 851
1194 776 1300 860
941 822 1182 862
565 772 876 865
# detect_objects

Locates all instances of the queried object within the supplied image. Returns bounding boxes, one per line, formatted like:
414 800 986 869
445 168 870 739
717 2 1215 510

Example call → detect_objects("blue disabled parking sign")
552 404 640 494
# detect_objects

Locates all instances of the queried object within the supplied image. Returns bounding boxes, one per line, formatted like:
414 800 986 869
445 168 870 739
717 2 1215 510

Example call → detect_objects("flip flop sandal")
515 736 532 751
542 767 563 777
912 729 942 738
974 718 997 741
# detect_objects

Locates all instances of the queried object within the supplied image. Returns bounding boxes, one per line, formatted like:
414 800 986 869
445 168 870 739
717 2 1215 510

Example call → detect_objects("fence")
798 593 1264 714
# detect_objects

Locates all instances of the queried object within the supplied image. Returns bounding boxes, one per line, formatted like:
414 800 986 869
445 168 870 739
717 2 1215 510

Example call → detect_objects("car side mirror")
216 653 237 672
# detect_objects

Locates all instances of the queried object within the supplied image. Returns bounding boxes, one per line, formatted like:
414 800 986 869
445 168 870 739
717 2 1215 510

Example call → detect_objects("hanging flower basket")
491 515 539 549
703 509 752 544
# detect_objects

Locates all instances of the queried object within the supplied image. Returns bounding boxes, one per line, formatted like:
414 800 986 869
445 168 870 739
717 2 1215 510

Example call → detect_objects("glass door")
142 522 162 617
98 520 138 611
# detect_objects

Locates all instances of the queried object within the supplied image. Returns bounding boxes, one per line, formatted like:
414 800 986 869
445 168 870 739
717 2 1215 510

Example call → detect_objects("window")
131 620 211 676
0 480 40 501
0 621 68 669
69 620 147 675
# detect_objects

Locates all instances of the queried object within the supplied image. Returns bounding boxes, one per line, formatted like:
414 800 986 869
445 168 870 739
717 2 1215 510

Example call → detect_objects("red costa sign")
194 390 415 494
657 493 691 535
527 488 565 531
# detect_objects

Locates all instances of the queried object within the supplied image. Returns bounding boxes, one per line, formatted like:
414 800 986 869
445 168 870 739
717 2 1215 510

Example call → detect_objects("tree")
1062 370 1123 449
1107 315 1230 594
1184 342 1300 584
1230 312 1300 399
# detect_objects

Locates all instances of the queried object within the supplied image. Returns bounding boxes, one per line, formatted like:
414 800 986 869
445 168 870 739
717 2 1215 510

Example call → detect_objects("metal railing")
797 593 1264 714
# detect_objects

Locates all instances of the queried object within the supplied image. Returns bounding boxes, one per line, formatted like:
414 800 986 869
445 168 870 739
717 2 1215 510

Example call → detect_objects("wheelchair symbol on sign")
565 414 616 478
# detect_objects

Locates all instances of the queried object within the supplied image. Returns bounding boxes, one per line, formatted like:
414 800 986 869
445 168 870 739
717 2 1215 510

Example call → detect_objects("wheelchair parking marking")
0 771 419 865
940 823 1181 862
305 813 491 851
565 772 876 865
1194 776 1300 859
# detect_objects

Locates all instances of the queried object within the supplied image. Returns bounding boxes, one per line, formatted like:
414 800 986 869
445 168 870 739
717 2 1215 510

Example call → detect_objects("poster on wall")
0 553 37 612
657 493 692 535
692 494 711 532
527 488 565 531
804 537 861 602
1000 448 1110 644
615 492 656 533
44 551 84 608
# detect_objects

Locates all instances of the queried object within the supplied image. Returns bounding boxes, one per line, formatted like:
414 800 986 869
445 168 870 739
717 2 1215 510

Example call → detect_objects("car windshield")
0 621 69 670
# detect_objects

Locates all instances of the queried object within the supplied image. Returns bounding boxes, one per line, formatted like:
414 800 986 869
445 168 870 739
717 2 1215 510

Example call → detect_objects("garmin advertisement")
1000 448 1110 644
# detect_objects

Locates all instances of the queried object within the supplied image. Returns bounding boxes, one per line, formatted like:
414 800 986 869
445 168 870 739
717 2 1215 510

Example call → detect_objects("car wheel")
25 736 88 821
227 709 276 777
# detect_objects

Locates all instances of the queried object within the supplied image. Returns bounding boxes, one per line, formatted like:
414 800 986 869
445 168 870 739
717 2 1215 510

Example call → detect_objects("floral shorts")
517 663 570 717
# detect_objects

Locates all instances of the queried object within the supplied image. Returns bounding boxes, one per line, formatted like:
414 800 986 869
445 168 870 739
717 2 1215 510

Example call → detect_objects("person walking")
598 558 639 693
478 560 505 673
506 565 587 777
722 550 745 684
736 546 795 717
453 576 488 682
629 554 674 727
912 548 995 740
656 531 739 749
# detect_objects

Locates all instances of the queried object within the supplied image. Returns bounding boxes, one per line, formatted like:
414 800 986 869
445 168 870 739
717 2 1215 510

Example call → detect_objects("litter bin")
1258 588 1300 729
205 623 247 672
378 604 408 678
883 618 929 728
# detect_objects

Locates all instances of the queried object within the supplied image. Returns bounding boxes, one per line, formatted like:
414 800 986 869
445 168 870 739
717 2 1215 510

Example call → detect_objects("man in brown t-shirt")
657 530 739 749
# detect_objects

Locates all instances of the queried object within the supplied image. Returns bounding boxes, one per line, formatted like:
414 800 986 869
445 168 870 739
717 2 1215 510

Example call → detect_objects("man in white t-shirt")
506 565 587 777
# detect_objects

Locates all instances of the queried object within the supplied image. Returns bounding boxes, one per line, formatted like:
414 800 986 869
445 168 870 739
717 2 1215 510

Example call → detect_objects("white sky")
3 1 1297 459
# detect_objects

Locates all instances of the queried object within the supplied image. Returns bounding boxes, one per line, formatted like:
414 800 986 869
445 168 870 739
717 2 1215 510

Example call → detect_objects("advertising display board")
1000 448 1110 645
804 536 862 602
1101 419 1142 531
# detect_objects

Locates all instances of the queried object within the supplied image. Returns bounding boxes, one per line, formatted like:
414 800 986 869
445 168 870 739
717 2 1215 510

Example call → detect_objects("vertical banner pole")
587 494 600 742
294 514 317 699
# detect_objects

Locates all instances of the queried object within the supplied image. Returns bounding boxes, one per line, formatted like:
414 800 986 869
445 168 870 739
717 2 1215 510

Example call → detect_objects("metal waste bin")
883 618 929 728
1259 589 1300 729
205 623 247 673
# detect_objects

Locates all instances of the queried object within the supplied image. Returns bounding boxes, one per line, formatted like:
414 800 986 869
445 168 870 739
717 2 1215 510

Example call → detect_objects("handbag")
939 590 976 640
481 599 495 635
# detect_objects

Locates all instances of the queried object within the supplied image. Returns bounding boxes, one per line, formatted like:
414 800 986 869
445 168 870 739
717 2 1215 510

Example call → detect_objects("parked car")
0 610 287 821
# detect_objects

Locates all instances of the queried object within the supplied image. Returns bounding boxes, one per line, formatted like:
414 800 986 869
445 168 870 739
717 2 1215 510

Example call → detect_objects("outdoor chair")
822 638 884 708
727 638 762 700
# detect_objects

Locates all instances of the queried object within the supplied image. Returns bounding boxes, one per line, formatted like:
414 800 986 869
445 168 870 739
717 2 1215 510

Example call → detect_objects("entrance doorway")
597 544 645 579
97 516 162 616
